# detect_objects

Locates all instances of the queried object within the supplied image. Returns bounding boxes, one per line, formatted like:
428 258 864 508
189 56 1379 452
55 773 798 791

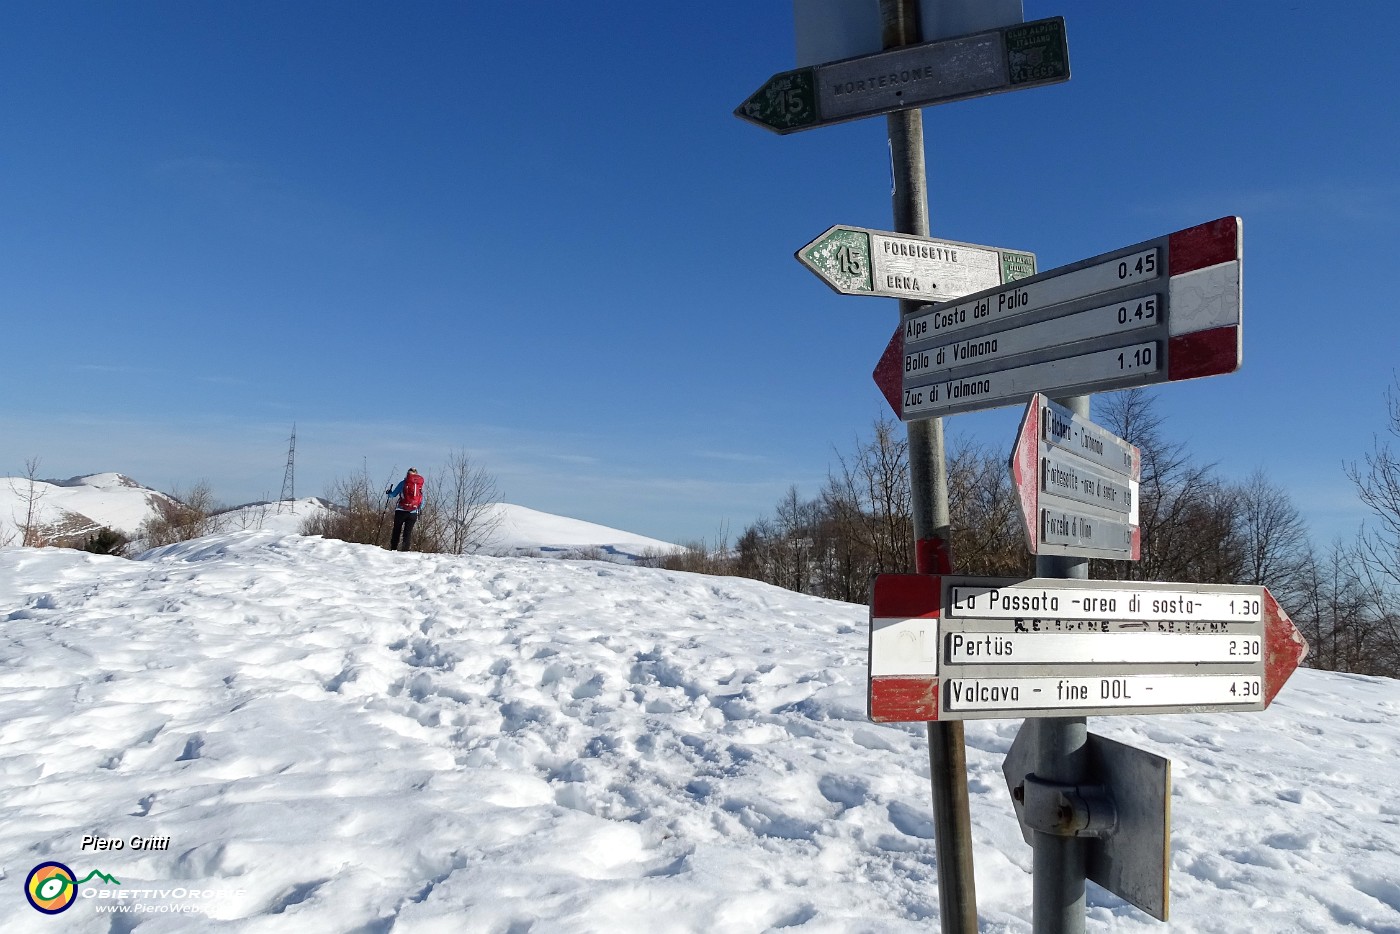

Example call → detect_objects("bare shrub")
307 451 500 555
301 465 394 546
82 527 131 556
563 545 607 562
646 525 732 575
140 481 223 547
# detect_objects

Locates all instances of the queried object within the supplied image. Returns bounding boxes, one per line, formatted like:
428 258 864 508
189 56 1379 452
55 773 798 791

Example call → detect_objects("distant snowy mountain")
0 472 172 544
0 473 680 560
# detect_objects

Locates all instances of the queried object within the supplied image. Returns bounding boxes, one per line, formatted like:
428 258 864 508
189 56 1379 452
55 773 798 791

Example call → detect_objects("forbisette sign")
796 225 1036 304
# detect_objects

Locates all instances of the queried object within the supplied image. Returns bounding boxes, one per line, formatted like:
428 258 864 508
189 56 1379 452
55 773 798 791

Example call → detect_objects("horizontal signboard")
738 17 1069 134
868 574 1307 722
878 217 1243 422
797 225 1035 304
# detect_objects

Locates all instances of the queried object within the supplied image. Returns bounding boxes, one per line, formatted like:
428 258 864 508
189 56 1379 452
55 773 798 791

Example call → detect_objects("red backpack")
399 472 424 511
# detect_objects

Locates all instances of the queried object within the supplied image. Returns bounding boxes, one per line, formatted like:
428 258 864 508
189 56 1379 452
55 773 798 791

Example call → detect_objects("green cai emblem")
1004 19 1069 85
804 228 873 293
739 67 817 131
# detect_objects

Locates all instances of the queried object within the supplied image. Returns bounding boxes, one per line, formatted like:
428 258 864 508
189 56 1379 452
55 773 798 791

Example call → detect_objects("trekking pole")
376 494 391 546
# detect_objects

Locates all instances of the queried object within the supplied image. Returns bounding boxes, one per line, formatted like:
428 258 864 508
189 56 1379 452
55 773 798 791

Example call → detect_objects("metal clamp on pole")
1014 774 1118 838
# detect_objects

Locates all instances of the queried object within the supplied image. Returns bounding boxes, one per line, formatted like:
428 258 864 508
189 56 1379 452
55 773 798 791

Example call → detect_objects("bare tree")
301 464 394 546
1346 374 1400 593
1094 389 1237 583
226 497 273 532
730 419 1036 599
12 457 49 547
730 489 822 594
1291 538 1399 676
421 449 502 555
646 522 734 575
820 417 914 599
771 485 818 593
1231 468 1311 608
947 438 1032 578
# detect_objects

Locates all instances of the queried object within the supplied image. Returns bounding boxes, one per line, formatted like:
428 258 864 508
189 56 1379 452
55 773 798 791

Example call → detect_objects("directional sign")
875 216 1244 421
736 17 1069 135
1011 393 1141 560
797 225 1036 304
868 574 1308 722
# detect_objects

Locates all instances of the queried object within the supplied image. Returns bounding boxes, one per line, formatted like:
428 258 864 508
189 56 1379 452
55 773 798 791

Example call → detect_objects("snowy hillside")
0 474 680 560
1 532 1396 931
0 473 171 543
487 502 682 560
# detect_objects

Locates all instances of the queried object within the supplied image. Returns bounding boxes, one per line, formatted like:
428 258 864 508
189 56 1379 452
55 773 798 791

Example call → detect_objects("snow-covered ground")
1 532 1396 931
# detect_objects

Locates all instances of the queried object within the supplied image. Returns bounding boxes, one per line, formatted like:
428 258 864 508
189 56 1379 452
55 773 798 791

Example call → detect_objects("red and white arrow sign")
875 217 1245 421
1010 394 1141 560
869 574 1308 723
868 574 943 722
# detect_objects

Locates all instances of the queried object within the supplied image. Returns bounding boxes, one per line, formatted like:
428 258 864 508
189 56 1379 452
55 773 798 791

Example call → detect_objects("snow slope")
486 503 682 560
0 473 170 542
0 533 1396 932
0 474 680 560
215 502 681 560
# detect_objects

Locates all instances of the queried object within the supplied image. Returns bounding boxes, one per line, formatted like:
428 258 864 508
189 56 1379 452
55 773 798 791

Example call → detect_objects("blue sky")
3 1 1397 548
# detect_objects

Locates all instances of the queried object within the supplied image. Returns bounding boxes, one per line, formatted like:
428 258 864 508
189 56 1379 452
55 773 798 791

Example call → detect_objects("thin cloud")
696 450 772 465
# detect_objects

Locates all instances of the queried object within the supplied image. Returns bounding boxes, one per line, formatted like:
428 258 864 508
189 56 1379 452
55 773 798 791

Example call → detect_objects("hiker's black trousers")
390 509 418 551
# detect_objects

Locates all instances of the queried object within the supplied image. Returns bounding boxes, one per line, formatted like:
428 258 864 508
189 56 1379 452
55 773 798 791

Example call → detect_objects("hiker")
385 468 425 551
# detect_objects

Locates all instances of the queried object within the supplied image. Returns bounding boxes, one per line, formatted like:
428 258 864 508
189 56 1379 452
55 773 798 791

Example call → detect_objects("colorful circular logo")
26 861 77 914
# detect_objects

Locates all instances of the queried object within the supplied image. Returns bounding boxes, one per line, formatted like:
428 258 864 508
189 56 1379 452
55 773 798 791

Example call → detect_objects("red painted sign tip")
873 326 904 418
1263 589 1308 707
1168 327 1241 382
1168 216 1241 276
1010 396 1042 553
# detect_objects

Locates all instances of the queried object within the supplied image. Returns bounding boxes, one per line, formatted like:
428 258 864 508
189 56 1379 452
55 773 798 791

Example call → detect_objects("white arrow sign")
797 225 1036 304
1011 393 1141 560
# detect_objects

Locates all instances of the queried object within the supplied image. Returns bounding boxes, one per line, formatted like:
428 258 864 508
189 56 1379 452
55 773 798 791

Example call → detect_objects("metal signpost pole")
1032 393 1089 934
879 2 977 931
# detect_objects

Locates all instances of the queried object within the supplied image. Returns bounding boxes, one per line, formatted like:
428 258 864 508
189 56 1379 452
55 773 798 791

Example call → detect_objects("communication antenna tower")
277 424 296 513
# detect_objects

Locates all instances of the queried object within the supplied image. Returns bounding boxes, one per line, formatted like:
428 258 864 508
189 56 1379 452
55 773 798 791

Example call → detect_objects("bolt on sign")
867 574 1307 722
